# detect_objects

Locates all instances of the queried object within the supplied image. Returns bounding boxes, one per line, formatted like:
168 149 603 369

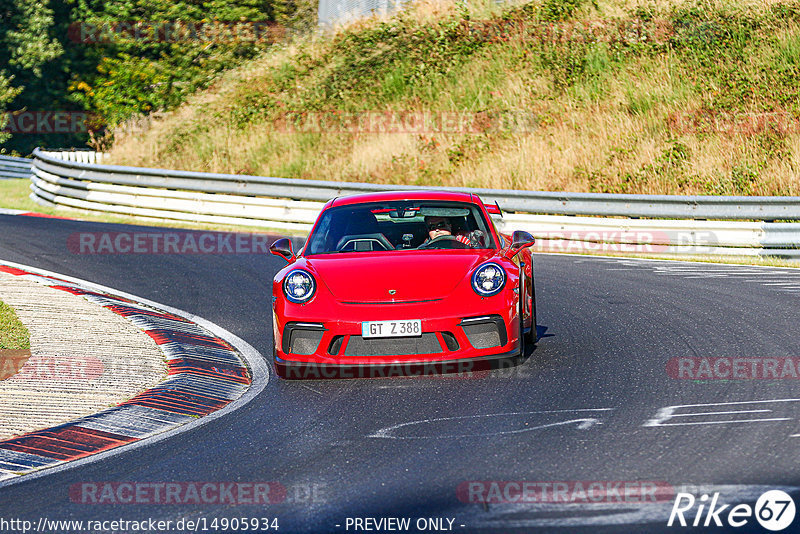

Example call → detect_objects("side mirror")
505 230 535 258
270 238 295 263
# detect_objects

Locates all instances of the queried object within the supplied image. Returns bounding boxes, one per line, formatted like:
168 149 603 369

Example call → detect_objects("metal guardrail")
29 148 800 259
39 150 108 165
0 155 32 180
31 149 800 220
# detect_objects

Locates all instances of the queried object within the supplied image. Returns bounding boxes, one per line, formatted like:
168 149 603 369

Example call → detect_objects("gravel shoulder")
0 271 167 440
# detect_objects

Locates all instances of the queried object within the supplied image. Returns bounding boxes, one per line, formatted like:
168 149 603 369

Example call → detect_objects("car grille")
343 333 443 356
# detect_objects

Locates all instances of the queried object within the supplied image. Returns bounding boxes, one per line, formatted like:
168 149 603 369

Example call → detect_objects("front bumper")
273 298 522 369
274 346 521 379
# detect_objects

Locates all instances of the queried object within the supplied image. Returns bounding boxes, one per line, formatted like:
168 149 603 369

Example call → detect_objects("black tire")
518 264 524 355
519 261 537 347
527 273 537 345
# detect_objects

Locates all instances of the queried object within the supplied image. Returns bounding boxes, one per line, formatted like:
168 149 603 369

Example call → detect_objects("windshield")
304 201 497 255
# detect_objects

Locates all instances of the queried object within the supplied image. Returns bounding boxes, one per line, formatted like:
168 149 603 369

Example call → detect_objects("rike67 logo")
668 490 796 531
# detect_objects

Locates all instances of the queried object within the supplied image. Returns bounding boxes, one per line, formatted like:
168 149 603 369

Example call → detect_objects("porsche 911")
269 191 536 378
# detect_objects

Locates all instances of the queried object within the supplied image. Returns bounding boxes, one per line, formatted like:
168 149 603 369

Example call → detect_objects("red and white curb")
0 260 268 485
0 208 73 219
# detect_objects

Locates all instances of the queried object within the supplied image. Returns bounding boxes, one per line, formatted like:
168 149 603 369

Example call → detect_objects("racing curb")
0 207 73 219
0 260 268 485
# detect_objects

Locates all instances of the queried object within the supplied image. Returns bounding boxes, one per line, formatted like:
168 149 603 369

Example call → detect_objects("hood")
305 251 493 302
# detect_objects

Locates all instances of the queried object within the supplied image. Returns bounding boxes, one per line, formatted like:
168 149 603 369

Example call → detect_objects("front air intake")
460 315 506 349
283 323 325 355
343 334 443 356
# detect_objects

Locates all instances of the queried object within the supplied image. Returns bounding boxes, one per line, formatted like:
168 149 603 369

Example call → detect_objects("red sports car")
269 191 536 379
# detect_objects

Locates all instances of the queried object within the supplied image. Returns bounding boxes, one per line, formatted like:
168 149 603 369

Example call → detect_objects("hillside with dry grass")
107 0 800 195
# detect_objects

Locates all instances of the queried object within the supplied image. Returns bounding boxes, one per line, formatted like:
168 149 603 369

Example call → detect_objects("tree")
0 75 21 145
0 0 64 150
1 0 316 153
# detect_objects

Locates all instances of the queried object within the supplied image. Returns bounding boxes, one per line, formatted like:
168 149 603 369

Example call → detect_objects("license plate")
362 319 422 338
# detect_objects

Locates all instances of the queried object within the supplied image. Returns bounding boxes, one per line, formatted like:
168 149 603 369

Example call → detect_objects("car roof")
328 190 478 208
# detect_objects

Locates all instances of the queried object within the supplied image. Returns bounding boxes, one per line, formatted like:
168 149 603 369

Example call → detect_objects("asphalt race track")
2 213 800 533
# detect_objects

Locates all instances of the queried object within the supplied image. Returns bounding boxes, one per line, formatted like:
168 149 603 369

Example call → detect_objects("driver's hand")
467 230 484 247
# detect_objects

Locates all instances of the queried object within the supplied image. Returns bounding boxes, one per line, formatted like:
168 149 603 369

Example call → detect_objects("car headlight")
472 262 506 297
283 269 316 303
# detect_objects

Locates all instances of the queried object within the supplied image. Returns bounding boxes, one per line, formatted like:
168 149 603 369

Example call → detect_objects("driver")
424 216 470 245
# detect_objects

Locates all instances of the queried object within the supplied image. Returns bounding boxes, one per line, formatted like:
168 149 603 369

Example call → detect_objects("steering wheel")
417 235 469 250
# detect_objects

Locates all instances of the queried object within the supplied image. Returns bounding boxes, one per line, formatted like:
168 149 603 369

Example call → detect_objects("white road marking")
668 409 772 417
670 274 731 278
598 258 800 294
368 409 612 439
646 418 792 427
583 255 799 271
741 271 800 277
744 279 800 283
298 383 323 395
643 398 800 428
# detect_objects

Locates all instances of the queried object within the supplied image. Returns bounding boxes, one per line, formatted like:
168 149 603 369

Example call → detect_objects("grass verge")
0 299 30 350
106 0 800 195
